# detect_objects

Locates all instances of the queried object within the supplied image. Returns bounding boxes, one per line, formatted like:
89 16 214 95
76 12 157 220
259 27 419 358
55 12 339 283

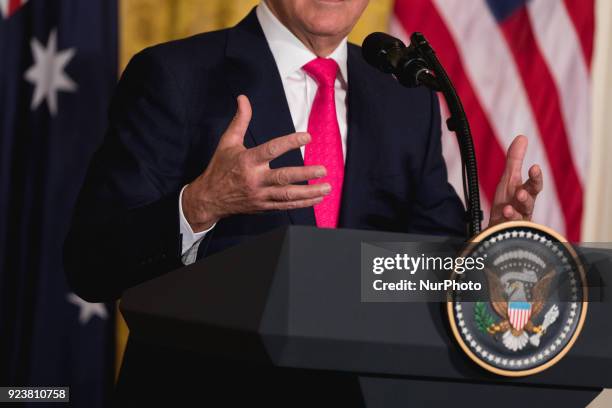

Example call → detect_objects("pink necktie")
303 57 345 228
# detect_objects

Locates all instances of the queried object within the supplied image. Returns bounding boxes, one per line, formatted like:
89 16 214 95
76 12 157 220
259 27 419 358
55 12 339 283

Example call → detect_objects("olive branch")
474 301 496 333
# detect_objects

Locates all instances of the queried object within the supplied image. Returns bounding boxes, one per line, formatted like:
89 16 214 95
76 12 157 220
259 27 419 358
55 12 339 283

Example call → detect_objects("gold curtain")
119 0 393 69
115 0 393 379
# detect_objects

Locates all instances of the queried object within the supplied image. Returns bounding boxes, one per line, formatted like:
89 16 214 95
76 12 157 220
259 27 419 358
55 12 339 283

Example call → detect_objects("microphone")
362 31 483 238
362 32 439 90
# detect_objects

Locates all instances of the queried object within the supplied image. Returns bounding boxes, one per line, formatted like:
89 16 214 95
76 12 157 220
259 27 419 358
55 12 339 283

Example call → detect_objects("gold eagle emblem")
484 269 556 351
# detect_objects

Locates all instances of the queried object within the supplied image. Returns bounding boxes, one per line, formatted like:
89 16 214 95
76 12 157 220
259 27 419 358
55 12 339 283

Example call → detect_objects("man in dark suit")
64 0 543 405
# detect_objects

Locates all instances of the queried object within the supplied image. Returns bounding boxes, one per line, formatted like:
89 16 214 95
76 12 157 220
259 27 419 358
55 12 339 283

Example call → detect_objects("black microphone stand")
409 32 483 238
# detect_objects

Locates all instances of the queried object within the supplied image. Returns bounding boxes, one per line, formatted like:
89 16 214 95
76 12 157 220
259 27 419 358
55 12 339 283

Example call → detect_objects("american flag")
390 0 593 241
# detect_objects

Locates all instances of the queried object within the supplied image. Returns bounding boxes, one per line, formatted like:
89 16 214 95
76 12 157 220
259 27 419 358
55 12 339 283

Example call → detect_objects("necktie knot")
303 57 338 88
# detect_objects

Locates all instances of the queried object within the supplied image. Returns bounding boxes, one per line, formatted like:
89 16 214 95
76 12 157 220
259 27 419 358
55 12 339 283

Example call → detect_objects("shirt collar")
256 1 348 82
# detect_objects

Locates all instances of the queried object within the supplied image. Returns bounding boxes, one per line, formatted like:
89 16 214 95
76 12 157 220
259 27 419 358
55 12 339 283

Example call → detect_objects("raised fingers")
264 183 331 203
247 132 311 164
509 165 542 219
522 164 543 196
503 135 528 180
502 204 524 221
263 197 325 211
264 165 326 186
218 95 252 148
511 188 535 219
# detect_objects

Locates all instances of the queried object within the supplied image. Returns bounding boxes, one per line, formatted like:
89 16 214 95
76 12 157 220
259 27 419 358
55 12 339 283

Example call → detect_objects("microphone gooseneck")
363 32 483 239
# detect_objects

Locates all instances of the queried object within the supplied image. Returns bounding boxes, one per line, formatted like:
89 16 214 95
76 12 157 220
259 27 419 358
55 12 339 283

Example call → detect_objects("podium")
120 226 612 407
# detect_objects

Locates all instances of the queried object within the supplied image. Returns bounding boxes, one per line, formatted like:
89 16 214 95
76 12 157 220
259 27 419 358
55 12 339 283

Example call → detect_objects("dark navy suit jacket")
64 10 464 303
64 10 465 406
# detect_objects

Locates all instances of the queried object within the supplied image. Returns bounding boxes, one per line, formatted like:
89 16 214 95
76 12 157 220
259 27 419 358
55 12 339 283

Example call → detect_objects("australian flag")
0 0 117 406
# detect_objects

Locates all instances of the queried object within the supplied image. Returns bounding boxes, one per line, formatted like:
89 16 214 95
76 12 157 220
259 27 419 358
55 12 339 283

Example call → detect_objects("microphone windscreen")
362 32 406 73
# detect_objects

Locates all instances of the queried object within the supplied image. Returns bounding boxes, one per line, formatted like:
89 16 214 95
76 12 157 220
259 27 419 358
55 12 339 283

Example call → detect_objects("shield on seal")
508 301 532 331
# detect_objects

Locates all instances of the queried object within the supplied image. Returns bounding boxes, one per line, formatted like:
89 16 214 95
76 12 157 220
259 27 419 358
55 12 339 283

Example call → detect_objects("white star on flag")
66 293 108 325
24 28 77 116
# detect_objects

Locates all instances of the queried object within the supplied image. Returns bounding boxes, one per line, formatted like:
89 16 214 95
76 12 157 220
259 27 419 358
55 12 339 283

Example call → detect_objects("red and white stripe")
509 307 532 331
391 0 594 241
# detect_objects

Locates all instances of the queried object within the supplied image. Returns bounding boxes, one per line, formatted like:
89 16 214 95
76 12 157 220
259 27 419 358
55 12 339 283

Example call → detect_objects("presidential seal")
447 221 588 377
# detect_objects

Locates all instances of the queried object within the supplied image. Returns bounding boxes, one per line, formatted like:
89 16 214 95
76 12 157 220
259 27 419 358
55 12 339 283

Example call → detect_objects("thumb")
504 135 528 178
219 95 252 147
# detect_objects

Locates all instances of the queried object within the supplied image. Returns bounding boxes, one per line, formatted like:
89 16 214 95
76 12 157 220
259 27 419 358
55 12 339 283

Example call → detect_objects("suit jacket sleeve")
407 90 467 237
64 48 195 302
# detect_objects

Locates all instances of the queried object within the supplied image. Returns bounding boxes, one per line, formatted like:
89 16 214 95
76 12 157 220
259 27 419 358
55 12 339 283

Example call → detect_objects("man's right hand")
182 95 330 233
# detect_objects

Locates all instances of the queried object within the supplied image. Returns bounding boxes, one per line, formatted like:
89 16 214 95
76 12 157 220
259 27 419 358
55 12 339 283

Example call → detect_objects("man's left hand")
489 135 543 227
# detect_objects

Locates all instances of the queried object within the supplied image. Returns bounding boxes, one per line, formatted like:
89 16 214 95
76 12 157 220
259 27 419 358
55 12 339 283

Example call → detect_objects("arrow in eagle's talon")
529 305 560 347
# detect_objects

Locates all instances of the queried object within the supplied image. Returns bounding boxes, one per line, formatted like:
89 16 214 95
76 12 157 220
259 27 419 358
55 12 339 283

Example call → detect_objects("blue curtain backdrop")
0 1 117 406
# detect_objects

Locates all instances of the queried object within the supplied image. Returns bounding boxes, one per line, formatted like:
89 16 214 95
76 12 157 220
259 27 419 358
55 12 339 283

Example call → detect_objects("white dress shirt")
179 1 349 265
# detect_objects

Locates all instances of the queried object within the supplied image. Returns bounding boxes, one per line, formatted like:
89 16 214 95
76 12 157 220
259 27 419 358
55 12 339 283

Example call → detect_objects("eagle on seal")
485 269 556 351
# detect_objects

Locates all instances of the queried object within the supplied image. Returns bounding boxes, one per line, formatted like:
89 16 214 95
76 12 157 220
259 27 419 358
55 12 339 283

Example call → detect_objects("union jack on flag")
391 0 593 241
0 0 29 19
0 0 117 405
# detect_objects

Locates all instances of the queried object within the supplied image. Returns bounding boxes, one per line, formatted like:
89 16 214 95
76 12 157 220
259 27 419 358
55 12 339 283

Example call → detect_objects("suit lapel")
224 10 316 226
339 45 378 228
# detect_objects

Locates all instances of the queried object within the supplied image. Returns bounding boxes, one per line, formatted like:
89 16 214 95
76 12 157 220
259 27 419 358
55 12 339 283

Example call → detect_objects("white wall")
581 0 611 406
583 0 612 242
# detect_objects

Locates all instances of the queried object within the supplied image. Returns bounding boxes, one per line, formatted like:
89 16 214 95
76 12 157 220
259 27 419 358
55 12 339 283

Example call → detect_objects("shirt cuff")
179 185 215 256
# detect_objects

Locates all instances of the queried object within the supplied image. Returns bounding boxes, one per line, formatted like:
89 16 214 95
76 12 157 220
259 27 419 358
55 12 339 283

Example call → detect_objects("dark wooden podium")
120 226 612 407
